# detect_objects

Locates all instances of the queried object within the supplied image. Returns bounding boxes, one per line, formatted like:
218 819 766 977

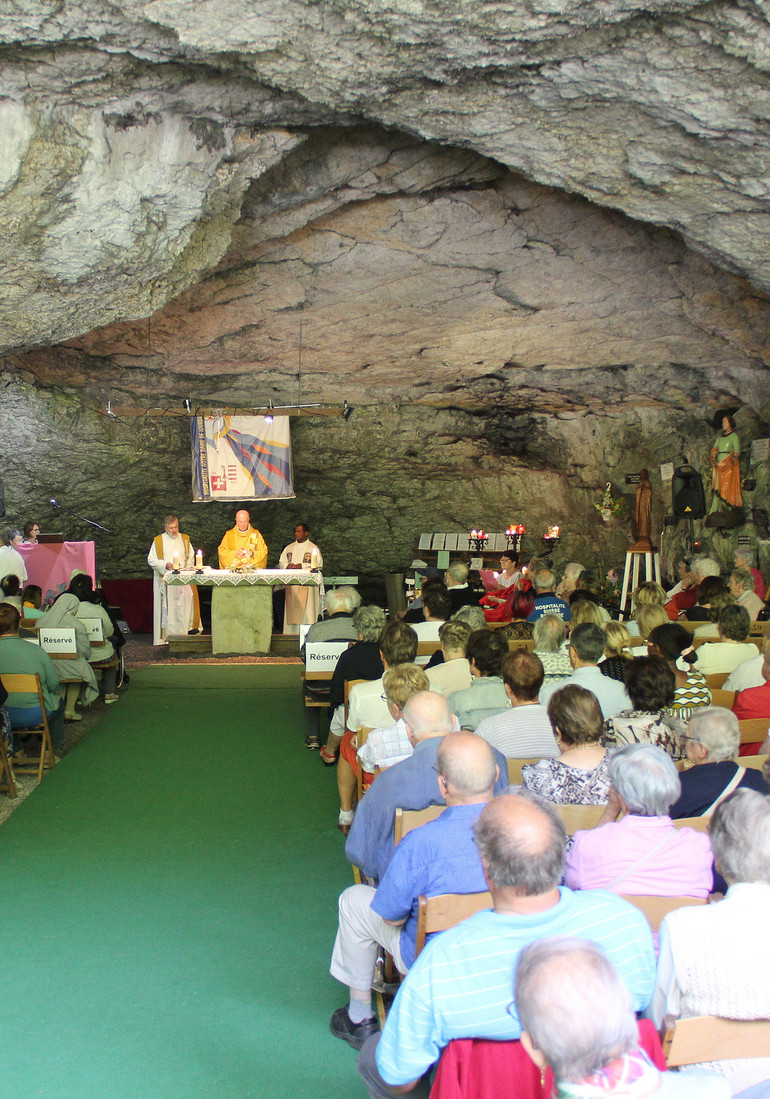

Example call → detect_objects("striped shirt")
475 704 559 759
376 888 655 1087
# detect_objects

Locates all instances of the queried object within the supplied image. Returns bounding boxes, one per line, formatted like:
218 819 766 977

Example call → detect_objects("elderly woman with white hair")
555 562 585 601
532 613 572 685
564 743 713 898
515 937 729 1097
669 706 770 819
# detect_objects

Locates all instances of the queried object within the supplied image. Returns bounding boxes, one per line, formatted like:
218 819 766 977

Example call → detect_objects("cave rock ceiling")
2 0 770 418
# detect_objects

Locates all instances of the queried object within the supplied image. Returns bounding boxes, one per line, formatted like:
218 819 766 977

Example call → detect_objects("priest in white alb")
278 522 323 634
147 515 201 645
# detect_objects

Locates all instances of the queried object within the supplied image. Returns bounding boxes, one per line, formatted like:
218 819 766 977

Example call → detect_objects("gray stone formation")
1 1 769 584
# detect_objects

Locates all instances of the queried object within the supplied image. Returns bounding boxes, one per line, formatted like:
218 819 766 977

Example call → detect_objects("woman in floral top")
647 621 711 722
602 655 686 760
522 684 610 805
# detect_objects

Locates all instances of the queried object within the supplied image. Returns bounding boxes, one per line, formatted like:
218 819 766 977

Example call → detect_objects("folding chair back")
394 804 444 845
663 1015 770 1068
553 803 605 834
738 718 768 748
507 757 539 784
709 689 736 710
619 894 706 933
414 891 493 958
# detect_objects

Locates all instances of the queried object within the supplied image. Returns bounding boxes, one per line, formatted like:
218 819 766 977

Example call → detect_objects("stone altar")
165 569 324 654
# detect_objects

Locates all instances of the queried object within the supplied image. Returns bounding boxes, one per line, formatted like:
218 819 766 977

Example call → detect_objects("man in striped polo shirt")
357 792 656 1098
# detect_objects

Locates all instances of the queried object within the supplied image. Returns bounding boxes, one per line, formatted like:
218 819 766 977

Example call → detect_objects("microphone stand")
49 499 113 535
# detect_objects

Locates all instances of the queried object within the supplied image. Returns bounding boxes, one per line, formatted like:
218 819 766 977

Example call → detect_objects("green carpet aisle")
0 666 361 1098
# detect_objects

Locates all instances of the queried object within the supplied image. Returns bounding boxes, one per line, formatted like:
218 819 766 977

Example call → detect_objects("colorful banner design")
191 415 295 502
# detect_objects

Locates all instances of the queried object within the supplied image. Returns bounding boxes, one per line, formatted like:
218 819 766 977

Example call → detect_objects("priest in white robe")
278 522 323 634
147 515 200 645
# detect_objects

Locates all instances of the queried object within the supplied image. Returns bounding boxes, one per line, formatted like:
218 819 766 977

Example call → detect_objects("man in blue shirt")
526 569 571 623
345 692 509 883
539 622 631 720
330 732 498 1050
356 792 656 1099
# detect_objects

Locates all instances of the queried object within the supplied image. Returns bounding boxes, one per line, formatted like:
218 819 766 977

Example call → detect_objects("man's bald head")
473 793 566 896
235 510 250 531
436 732 498 801
402 691 454 743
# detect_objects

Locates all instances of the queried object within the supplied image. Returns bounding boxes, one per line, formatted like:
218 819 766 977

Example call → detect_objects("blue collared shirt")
345 737 508 883
371 802 489 968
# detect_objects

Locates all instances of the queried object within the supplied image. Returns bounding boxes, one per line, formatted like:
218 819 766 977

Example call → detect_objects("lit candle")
195 548 203 568
173 553 180 569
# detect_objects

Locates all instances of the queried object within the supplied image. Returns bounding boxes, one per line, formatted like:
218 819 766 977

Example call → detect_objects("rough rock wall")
14 131 770 417
1 356 766 585
2 0 770 355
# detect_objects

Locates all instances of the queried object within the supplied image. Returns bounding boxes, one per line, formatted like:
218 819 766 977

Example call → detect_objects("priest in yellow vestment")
218 510 268 569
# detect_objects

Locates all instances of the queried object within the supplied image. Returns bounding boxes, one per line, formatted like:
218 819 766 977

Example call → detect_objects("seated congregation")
0 565 126 771
304 553 770 1098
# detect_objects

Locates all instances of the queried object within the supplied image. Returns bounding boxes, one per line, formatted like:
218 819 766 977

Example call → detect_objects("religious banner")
191 414 295 502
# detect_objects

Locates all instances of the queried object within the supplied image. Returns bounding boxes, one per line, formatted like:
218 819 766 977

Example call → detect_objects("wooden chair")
507 639 536 652
0 729 16 798
741 753 768 771
394 804 444 845
619 894 706 933
300 641 350 714
414 890 492 958
507 757 539 784
738 718 768 750
673 815 710 831
344 677 367 732
704 672 729 690
0 673 56 781
355 726 375 802
18 617 39 638
553 803 605 834
663 1015 770 1069
416 640 441 661
709 688 736 710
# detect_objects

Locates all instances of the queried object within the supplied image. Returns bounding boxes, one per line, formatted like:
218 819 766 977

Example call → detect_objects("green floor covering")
0 666 362 1098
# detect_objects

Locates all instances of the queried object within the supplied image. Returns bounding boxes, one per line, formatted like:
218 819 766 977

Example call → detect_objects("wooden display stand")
618 545 662 620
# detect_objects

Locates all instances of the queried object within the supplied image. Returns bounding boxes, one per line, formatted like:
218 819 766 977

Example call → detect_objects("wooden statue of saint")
632 468 653 551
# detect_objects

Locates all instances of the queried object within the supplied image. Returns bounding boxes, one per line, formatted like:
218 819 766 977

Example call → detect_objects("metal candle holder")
542 525 561 552
469 529 489 554
505 524 525 556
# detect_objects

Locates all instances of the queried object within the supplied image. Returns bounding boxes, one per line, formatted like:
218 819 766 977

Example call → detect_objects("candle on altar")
195 549 203 568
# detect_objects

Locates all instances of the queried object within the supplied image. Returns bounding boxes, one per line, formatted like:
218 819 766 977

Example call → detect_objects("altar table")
165 569 324 654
